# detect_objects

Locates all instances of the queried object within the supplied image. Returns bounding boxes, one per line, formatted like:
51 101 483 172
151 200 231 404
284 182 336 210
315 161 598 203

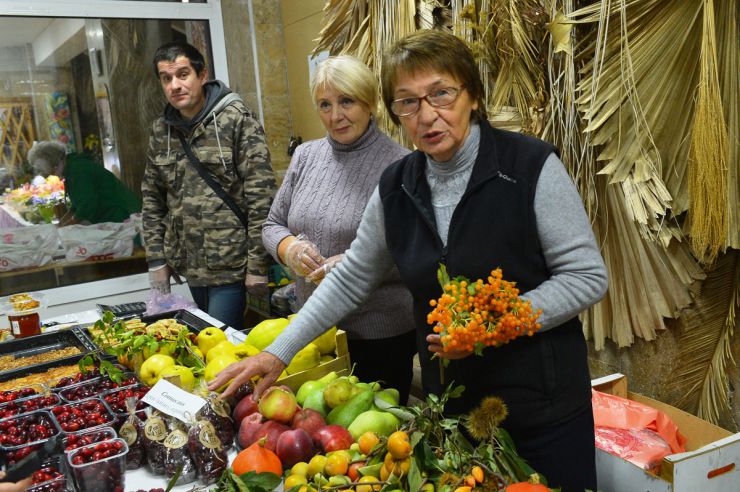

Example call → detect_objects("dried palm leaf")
582 175 705 349
687 0 729 264
671 250 738 424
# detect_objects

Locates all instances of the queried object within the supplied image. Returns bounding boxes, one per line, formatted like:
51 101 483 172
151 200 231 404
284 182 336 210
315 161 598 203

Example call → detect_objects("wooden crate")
278 329 351 393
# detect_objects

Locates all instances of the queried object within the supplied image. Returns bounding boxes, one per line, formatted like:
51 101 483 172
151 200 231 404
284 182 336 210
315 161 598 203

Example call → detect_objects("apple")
159 365 195 392
276 428 317 468
291 408 326 437
203 354 239 392
196 327 228 357
138 353 175 386
311 424 354 453
258 386 298 424
233 394 260 426
205 340 237 364
238 412 265 449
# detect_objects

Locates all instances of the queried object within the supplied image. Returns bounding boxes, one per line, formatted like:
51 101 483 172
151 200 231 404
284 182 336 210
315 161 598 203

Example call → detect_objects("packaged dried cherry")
118 402 146 470
187 418 227 484
141 410 167 474
162 423 196 485
197 392 235 449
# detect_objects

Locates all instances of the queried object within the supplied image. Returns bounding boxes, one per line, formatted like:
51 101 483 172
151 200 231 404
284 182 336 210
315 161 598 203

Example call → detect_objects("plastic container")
0 410 62 464
25 455 67 492
0 383 48 403
0 392 61 419
67 438 128 492
63 426 117 453
25 475 66 492
100 384 150 427
50 398 114 433
58 372 137 403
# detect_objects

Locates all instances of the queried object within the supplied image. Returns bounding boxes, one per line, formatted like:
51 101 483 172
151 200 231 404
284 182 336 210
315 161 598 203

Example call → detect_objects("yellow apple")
196 327 228 357
205 340 237 364
159 365 196 392
203 354 239 392
138 354 176 386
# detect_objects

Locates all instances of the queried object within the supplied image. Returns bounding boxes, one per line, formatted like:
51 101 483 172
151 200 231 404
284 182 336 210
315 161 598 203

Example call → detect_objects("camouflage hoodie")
141 81 276 287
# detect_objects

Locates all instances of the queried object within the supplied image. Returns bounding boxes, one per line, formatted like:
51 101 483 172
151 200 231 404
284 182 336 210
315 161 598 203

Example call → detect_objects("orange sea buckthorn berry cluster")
427 268 542 354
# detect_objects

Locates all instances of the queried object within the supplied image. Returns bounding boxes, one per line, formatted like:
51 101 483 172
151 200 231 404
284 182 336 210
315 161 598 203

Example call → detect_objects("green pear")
376 388 400 406
323 377 355 408
302 386 331 417
347 410 400 440
296 379 327 406
317 371 339 384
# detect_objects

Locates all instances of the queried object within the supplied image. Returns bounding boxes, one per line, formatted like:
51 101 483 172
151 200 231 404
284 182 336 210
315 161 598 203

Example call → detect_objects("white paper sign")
142 379 207 423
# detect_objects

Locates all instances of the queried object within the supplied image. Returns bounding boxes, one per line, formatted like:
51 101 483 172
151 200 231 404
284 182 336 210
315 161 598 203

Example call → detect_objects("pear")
296 379 328 406
323 377 356 409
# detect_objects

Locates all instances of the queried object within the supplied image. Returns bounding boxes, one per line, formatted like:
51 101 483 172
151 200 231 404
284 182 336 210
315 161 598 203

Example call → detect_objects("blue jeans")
189 282 246 331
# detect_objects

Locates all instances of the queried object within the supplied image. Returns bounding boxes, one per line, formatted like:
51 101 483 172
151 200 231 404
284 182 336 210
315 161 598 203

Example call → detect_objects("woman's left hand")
426 334 473 359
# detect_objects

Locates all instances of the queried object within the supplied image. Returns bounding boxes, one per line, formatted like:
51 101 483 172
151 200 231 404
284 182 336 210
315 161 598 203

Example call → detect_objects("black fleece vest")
378 121 591 429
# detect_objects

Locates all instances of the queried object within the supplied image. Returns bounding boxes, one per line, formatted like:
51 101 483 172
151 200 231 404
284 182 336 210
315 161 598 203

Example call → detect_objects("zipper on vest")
401 183 446 264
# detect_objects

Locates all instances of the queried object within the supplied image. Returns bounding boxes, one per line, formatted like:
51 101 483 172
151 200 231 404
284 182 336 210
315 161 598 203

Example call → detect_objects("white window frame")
0 0 229 84
0 0 231 317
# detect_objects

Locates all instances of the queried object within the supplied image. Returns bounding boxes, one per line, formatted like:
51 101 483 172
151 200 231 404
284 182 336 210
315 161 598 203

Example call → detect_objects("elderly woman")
261 55 416 403
28 141 141 225
213 31 607 491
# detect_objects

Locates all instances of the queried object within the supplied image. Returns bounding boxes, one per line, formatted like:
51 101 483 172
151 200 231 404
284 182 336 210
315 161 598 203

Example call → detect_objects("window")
0 1 228 296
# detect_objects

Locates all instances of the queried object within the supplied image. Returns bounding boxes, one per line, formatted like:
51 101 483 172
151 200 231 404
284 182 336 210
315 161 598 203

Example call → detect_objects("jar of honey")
8 312 41 338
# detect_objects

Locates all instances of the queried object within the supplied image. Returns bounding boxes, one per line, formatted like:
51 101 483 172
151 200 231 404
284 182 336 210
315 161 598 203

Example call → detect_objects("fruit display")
0 384 44 403
188 417 229 484
29 465 65 492
118 411 146 470
141 411 168 475
162 422 197 485
58 373 138 402
0 347 82 371
0 410 59 448
197 393 235 449
0 363 91 393
0 392 61 419
102 383 150 426
64 426 117 453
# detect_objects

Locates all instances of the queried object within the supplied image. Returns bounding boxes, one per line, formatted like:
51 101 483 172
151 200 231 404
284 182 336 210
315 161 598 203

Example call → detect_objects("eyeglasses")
390 85 464 117
317 96 357 113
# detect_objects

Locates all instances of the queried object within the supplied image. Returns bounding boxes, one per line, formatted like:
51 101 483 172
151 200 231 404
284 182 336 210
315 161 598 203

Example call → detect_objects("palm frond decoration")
671 251 738 424
582 176 705 349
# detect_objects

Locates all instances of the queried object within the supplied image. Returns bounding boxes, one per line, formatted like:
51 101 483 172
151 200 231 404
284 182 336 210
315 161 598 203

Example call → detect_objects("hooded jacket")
141 81 276 287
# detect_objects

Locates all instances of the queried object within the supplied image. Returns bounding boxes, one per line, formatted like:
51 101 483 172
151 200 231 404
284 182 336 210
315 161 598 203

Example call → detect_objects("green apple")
139 354 176 386
296 379 328 406
196 327 228 357
159 365 196 392
205 340 237 364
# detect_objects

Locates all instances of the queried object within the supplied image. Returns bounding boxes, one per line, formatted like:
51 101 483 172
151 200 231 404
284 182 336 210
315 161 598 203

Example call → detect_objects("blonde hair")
311 55 378 113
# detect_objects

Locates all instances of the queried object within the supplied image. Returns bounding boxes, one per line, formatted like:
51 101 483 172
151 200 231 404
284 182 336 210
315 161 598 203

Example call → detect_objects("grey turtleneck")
266 125 607 365
262 120 414 340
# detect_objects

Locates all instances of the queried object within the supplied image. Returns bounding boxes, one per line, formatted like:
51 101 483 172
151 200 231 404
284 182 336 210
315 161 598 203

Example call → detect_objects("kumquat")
427 265 542 357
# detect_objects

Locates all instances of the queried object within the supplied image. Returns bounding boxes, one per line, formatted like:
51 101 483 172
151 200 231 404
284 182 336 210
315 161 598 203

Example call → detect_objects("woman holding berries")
212 30 607 491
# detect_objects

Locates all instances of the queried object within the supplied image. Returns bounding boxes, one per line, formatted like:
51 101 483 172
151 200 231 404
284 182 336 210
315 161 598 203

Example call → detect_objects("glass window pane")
0 15 215 295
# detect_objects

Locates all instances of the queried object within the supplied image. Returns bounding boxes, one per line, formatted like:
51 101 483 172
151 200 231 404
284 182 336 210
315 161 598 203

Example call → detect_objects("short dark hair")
152 41 206 77
381 29 487 125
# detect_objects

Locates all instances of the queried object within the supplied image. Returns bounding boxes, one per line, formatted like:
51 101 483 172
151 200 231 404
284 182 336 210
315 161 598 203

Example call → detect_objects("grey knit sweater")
266 127 608 364
262 120 414 340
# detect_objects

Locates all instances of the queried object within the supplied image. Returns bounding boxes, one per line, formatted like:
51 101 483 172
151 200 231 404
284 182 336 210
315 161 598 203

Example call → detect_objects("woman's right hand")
282 236 325 277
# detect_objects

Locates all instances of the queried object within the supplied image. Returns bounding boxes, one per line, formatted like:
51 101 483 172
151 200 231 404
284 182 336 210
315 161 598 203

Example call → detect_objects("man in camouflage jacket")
142 42 276 330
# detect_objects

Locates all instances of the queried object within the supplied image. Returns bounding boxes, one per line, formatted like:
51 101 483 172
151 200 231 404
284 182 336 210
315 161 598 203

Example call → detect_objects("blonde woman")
261 55 416 403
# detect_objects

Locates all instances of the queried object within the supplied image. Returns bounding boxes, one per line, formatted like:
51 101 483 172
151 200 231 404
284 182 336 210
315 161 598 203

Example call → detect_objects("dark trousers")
347 330 417 406
508 405 597 492
189 281 246 331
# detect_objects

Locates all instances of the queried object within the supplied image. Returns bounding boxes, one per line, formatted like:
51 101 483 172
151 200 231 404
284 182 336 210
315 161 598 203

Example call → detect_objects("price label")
142 379 207 423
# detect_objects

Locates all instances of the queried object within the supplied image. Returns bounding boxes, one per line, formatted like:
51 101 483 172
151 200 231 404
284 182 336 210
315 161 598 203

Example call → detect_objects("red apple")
259 420 290 451
258 386 298 424
233 394 259 426
276 428 317 468
311 424 354 453
291 408 326 437
237 412 265 449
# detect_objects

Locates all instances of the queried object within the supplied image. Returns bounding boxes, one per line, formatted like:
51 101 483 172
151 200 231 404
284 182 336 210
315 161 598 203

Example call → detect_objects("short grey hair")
310 55 378 114
28 141 67 176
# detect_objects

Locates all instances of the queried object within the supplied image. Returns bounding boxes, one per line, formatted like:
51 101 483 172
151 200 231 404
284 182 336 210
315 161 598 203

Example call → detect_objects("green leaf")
78 355 94 373
164 464 182 492
101 311 114 324
235 471 281 492
448 384 465 399
437 264 450 288
414 439 439 471
467 284 476 295
148 340 159 355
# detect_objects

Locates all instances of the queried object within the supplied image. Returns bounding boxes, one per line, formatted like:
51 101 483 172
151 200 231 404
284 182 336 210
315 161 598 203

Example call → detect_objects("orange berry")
357 431 380 455
387 431 412 460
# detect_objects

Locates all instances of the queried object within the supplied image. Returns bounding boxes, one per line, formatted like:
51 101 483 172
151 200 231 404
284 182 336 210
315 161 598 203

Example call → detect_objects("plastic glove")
245 273 269 296
148 264 183 294
306 253 344 284
283 235 325 277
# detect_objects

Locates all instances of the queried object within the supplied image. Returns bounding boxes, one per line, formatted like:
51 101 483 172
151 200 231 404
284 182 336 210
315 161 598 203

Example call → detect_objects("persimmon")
231 438 282 476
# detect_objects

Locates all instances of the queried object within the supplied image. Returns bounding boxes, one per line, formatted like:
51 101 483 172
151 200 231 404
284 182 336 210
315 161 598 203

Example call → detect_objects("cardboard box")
277 329 351 393
592 373 740 491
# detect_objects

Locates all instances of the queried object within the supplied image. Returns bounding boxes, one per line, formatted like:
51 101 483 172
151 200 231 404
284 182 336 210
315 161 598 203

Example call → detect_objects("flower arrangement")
427 265 542 358
5 175 66 223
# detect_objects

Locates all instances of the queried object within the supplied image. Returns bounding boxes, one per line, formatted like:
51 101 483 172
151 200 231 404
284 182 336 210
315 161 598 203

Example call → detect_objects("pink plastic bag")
145 289 197 315
592 389 687 472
